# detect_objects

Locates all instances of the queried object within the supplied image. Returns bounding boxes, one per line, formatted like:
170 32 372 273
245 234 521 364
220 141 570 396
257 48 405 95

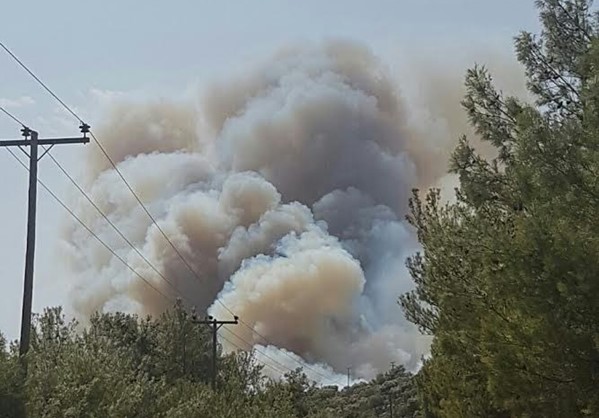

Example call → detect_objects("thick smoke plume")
64 41 515 382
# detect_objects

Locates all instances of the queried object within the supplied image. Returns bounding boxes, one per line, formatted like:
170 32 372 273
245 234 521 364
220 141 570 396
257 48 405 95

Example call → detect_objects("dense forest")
0 304 418 417
2 0 599 416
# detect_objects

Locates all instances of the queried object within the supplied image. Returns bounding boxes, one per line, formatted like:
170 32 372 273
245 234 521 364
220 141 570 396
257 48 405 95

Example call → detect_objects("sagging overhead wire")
0 105 27 127
0 111 305 381
2 147 175 304
0 41 348 385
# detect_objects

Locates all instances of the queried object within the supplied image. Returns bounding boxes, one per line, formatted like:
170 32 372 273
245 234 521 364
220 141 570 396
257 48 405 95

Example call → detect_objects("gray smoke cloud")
63 40 521 381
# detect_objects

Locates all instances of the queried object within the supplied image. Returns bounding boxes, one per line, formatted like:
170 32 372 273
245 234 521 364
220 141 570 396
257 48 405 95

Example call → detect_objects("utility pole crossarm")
0 137 90 147
195 316 239 325
1 126 90 364
193 314 239 391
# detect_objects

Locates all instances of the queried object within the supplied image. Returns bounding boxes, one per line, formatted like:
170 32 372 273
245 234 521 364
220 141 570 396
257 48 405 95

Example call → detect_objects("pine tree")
402 1 599 416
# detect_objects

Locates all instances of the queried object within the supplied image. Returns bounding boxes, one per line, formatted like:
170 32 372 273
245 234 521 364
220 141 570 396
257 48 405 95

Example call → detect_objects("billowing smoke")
63 40 504 381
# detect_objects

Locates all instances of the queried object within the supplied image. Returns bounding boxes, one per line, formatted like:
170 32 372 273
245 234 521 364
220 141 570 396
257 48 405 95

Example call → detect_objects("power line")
42 150 294 373
0 42 80 123
2 108 334 384
221 327 301 376
218 333 291 376
1 40 209 292
1 41 212 292
0 41 347 382
3 140 302 381
215 318 344 386
43 148 306 379
37 143 329 382
5 146 333 386
0 49 204 306
194 315 239 390
48 151 303 380
0 107 189 307
43 150 185 297
55 139 340 382
0 105 26 127
3 146 177 305
220 326 346 387
0 108 314 381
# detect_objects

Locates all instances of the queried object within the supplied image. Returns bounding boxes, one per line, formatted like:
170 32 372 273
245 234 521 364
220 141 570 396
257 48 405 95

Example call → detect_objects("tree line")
0 303 419 417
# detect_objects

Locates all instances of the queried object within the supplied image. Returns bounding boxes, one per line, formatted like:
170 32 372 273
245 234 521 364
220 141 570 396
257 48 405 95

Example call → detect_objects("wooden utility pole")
0 125 89 360
194 315 239 390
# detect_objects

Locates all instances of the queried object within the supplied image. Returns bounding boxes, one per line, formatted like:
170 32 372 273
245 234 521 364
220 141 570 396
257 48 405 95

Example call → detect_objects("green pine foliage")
401 1 599 417
0 334 23 418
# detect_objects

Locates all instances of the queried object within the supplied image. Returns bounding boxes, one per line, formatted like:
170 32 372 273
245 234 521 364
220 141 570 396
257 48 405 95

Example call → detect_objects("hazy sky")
0 0 539 340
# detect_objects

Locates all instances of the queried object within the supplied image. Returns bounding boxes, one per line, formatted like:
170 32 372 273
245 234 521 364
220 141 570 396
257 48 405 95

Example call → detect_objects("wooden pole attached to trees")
194 315 239 390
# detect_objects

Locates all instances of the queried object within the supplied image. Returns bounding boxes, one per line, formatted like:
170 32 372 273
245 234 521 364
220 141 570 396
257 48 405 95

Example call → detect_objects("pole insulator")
79 123 90 138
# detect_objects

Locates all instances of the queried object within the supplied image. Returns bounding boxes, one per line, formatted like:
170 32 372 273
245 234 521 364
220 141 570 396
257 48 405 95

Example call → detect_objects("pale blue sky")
0 1 539 340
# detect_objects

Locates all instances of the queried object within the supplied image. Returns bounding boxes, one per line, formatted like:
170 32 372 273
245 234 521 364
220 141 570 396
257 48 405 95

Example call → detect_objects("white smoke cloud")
210 229 365 359
64 40 517 381
249 344 366 387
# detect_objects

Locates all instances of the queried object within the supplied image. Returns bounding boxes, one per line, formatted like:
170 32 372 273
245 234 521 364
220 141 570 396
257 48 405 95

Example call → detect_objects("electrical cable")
0 41 351 383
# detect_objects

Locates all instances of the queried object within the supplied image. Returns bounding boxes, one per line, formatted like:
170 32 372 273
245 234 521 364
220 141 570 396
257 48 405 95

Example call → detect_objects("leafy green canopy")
0 304 419 418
